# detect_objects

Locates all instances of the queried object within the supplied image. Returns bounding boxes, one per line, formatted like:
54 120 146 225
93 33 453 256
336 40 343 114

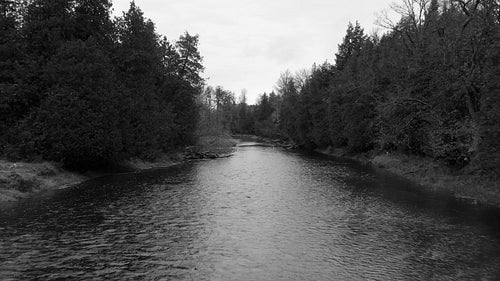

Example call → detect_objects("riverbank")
0 160 87 202
0 135 238 203
232 134 300 149
185 134 238 159
0 154 182 203
227 135 500 207
370 153 500 207
316 147 500 207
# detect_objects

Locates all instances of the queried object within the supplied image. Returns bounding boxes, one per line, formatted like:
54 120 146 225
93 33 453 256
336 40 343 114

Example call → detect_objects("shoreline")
315 147 500 208
231 135 500 208
0 155 184 203
0 135 239 204
228 135 500 208
4 134 498 208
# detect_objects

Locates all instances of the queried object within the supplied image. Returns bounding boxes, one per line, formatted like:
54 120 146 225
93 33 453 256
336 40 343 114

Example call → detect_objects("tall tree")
161 32 205 144
176 32 204 88
277 71 300 139
23 0 75 57
335 21 367 71
73 0 114 46
114 1 164 157
15 40 124 167
0 0 23 136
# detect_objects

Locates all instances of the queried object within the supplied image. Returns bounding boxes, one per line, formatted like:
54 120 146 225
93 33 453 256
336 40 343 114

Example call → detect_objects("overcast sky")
112 0 397 104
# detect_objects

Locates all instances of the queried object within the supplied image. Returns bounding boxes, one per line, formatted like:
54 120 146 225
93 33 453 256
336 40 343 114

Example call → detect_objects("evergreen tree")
161 32 205 144
335 21 366 71
23 0 75 58
277 71 300 140
0 0 207 167
73 0 114 47
16 40 124 167
176 32 204 88
300 63 332 148
0 0 23 135
114 1 164 157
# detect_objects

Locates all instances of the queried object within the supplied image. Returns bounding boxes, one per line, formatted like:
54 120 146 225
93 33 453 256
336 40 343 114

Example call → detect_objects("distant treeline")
0 0 203 168
221 0 500 174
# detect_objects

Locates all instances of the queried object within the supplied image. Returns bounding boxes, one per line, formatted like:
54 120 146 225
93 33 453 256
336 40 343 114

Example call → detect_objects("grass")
193 134 238 155
0 131 237 202
371 153 500 207
0 160 87 202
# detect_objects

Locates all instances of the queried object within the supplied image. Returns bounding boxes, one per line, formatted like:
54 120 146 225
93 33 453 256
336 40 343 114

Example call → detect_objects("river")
1 141 500 280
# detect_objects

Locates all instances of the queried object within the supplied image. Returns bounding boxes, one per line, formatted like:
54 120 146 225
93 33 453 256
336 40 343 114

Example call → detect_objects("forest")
219 0 500 176
1 0 500 178
0 0 203 168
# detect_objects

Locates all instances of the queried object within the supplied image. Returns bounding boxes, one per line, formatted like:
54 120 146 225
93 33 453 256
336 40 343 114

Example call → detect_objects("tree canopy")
220 0 500 175
0 0 204 168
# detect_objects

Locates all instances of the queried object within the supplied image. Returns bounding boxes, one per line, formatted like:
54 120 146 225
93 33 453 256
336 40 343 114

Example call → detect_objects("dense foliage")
2 0 499 176
0 0 203 168
228 0 500 175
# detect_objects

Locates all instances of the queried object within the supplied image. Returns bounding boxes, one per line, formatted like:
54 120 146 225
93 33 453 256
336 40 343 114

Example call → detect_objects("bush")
427 119 473 168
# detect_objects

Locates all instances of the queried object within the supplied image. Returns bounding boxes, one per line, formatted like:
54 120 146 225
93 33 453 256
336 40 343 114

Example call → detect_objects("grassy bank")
0 135 238 203
316 147 500 207
192 133 238 156
0 160 87 202
370 153 500 207
194 135 500 207
0 155 182 203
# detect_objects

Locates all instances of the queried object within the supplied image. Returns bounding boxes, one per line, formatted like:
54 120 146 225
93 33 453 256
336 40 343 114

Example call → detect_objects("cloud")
112 0 396 103
266 37 300 64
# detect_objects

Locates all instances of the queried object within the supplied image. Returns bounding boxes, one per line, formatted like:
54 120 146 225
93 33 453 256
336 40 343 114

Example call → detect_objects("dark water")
1 143 500 280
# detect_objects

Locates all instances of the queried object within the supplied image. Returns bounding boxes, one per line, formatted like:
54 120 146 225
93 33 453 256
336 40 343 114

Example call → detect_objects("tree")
335 21 367 71
253 93 278 138
176 31 204 88
0 0 23 135
15 40 124 168
256 93 274 122
0 0 208 167
277 71 300 139
236 89 254 133
73 0 114 47
114 1 165 157
300 63 332 147
159 32 205 145
214 86 235 130
23 0 75 57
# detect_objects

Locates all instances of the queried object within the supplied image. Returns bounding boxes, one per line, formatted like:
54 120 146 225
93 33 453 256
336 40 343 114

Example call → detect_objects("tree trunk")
465 90 481 154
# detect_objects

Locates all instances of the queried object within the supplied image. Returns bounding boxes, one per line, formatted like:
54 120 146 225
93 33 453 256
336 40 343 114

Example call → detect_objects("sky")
112 0 397 104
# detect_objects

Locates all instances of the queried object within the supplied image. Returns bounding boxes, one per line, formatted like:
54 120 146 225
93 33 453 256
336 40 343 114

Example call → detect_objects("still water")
1 142 500 280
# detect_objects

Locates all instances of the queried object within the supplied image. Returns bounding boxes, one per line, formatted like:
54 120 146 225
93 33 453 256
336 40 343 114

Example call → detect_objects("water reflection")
1 143 500 280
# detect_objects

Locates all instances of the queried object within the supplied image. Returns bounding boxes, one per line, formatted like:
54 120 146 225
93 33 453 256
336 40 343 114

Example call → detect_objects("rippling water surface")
1 142 500 280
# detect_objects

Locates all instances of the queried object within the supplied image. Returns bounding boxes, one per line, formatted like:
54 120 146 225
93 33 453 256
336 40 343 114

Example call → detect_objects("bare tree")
294 68 311 92
377 0 431 29
376 0 433 52
275 70 296 96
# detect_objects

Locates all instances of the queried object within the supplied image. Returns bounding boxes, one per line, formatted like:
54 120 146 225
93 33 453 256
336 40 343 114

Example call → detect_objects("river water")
1 142 500 280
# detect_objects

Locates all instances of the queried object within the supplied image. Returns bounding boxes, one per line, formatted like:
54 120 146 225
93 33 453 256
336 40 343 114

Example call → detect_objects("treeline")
0 0 203 168
228 0 500 174
196 85 282 139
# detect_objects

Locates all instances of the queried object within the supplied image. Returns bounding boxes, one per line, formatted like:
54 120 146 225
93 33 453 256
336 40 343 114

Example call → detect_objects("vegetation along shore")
316 147 500 207
1 0 499 206
0 135 237 203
